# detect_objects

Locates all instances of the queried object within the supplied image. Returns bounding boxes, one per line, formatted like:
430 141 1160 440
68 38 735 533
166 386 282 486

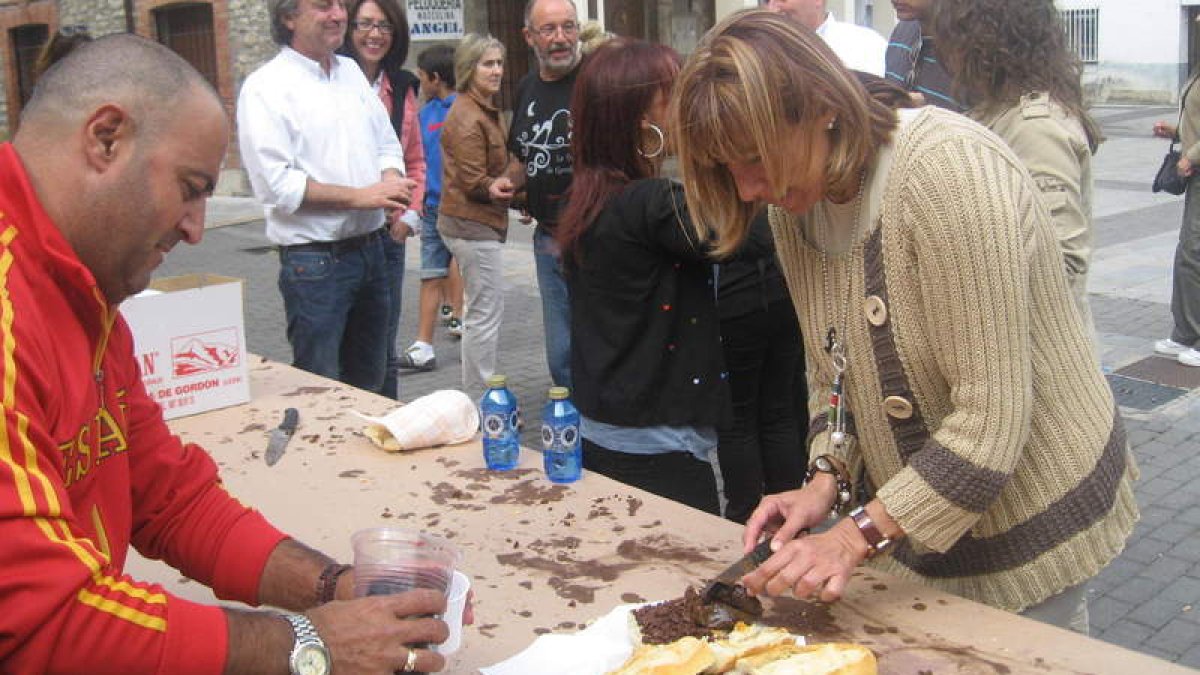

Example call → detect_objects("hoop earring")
827 117 838 131
638 123 665 159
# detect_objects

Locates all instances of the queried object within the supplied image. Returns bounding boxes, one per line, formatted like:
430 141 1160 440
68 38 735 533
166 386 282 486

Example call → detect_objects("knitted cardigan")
770 107 1139 612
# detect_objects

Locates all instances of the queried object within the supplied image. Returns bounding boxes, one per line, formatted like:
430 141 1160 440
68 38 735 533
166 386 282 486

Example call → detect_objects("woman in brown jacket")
437 34 522 395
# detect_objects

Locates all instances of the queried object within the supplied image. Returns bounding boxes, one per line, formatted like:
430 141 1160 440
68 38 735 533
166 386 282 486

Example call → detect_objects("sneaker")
447 317 463 338
439 304 453 326
397 345 436 371
1154 338 1190 356
1180 348 1200 367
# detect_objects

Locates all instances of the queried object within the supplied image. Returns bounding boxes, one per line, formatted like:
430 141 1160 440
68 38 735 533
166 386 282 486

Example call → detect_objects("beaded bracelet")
804 454 853 514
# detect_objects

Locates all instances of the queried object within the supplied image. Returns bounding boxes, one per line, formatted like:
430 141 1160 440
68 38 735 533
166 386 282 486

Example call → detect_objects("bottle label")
542 422 579 450
482 413 507 438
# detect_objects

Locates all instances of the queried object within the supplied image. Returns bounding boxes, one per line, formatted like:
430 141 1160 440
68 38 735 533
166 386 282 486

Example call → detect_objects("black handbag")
1153 142 1191 195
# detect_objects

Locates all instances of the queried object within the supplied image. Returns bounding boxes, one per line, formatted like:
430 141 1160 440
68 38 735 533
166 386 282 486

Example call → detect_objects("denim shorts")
420 208 452 280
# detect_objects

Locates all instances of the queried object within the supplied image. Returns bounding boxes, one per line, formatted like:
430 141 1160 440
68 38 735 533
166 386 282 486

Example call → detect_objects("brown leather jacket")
438 90 522 239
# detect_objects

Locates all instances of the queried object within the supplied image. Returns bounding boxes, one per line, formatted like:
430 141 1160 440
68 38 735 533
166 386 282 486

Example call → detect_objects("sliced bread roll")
732 642 877 675
607 636 717 675
705 622 799 674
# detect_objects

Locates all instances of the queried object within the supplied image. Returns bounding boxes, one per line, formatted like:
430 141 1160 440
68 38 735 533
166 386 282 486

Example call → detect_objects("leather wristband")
849 506 893 558
316 563 352 605
805 454 853 513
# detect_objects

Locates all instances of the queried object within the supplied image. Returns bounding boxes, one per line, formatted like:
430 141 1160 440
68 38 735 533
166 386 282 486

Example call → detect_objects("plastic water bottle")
541 386 582 483
479 375 520 470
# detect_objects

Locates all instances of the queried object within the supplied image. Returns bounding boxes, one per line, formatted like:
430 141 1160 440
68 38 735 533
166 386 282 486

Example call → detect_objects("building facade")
0 0 894 191
1059 0 1200 105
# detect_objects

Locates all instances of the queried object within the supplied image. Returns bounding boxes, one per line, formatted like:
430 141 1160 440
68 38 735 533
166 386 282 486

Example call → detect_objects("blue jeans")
278 230 391 392
381 234 406 400
419 207 452 279
534 226 572 389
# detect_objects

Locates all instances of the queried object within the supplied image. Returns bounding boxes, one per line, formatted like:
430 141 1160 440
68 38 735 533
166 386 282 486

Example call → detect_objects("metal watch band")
849 505 893 558
284 612 331 675
316 563 352 605
285 612 323 646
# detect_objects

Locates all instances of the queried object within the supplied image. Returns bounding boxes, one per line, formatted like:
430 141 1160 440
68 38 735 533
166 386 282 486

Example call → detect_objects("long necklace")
818 170 867 450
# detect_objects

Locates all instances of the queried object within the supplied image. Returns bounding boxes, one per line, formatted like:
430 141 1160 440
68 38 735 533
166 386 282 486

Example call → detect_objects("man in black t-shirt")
508 0 582 390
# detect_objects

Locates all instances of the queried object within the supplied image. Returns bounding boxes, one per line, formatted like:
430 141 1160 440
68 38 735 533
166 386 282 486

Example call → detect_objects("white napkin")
479 604 642 675
352 389 479 452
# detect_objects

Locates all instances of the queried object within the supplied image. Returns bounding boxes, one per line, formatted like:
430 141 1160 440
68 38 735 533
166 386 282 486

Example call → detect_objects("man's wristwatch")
284 613 331 675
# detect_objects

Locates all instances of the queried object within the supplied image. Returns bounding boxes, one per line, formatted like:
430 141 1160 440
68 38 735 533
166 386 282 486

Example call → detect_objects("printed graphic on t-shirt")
513 101 572 178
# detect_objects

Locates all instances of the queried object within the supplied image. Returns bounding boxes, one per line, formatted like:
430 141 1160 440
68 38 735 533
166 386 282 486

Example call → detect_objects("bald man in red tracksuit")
0 142 288 672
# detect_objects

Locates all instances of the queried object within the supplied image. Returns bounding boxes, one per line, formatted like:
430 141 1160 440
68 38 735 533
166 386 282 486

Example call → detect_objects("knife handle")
280 407 299 432
748 539 775 566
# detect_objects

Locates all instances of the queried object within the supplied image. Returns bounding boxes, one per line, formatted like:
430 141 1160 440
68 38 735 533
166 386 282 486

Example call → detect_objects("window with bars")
1060 7 1099 64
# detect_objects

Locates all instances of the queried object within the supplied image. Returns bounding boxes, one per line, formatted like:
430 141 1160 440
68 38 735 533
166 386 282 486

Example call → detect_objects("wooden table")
127 359 1191 674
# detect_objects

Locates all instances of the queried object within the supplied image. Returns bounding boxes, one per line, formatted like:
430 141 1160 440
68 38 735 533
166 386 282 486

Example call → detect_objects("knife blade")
264 408 299 466
701 539 775 603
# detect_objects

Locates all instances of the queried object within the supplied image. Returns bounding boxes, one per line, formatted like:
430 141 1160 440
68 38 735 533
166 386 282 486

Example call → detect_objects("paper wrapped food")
353 389 479 452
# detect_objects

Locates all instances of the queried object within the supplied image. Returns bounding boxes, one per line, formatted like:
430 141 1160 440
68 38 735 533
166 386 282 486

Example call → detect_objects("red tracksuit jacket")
0 143 288 673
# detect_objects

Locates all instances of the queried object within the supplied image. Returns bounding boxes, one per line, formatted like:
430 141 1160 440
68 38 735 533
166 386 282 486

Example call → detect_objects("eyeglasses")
353 20 394 35
533 21 578 39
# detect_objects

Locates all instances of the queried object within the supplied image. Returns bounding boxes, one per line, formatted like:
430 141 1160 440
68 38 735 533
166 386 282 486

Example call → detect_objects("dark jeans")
381 235 406 400
278 229 390 392
534 227 572 389
583 438 720 515
716 298 808 524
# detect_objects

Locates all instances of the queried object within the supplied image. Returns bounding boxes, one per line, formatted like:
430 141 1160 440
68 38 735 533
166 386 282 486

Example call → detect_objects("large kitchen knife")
264 408 299 466
701 538 775 604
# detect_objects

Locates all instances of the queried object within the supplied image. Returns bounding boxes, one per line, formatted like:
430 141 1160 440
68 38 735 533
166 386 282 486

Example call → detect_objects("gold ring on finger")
401 647 418 673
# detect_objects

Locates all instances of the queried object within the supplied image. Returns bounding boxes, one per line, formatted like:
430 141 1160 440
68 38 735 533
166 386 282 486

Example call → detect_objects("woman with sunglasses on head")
341 0 426 399
934 0 1101 333
672 10 1137 632
437 34 522 396
558 38 744 515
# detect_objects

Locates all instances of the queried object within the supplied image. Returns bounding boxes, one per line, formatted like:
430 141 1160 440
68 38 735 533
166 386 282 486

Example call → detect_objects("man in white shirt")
238 0 415 392
767 0 887 76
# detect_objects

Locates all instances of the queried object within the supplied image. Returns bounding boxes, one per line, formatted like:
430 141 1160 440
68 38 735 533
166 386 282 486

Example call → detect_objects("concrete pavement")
166 104 1200 668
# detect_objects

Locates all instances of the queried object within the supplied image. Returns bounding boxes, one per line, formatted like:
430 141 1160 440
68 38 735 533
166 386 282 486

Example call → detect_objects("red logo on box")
170 328 242 377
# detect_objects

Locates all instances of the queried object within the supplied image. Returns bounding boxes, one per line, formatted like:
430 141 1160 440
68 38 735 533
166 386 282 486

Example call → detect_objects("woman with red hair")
558 38 741 515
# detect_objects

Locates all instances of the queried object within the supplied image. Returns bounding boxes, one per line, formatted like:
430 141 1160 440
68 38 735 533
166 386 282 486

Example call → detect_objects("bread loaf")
606 636 716 675
731 643 877 675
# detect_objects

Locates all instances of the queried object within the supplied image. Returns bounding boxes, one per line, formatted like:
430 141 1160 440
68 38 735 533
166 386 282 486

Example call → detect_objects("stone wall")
59 0 125 36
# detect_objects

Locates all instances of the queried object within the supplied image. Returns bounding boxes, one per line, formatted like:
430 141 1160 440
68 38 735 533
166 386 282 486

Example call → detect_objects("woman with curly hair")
933 0 1101 331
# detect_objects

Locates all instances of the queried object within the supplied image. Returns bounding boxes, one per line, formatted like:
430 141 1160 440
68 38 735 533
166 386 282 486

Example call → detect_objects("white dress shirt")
237 47 405 245
817 12 887 77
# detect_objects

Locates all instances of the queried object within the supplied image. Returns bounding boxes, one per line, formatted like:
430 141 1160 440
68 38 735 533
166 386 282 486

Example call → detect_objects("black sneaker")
397 345 436 371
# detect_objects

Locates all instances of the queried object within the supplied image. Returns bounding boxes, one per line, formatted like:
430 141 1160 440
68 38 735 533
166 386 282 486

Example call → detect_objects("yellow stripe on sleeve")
0 227 37 515
76 588 167 632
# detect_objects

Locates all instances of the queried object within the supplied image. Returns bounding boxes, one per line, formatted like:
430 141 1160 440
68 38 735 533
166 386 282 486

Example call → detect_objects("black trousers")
582 438 720 515
716 298 808 524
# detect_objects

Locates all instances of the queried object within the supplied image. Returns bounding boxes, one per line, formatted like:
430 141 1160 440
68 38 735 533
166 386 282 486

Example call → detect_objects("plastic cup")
437 570 471 654
351 528 461 597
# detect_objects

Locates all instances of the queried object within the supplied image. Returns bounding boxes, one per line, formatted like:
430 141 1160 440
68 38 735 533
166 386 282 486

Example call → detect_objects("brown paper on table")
352 389 479 452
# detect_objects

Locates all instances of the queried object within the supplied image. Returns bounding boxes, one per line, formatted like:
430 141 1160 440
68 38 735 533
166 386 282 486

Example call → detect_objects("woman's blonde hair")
671 10 898 256
454 33 505 94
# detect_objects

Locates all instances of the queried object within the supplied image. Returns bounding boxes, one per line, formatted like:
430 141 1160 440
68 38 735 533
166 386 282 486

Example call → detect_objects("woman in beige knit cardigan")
672 10 1138 632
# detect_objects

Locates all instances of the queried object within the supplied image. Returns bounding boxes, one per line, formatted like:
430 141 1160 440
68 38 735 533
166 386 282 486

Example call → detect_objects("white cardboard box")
120 274 250 420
